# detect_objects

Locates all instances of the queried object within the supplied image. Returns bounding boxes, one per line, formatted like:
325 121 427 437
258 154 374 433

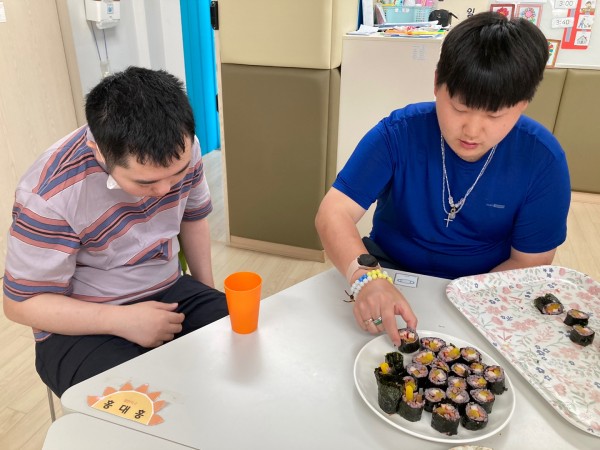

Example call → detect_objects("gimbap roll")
564 309 590 327
467 374 488 391
385 351 405 375
469 361 487 376
534 293 564 315
450 362 471 378
447 376 468 391
398 387 425 422
412 349 436 366
431 358 451 373
438 344 461 365
483 365 507 395
460 347 481 365
445 386 470 414
420 336 447 354
424 387 446 412
427 367 448 390
406 362 429 389
569 325 595 346
398 328 420 353
431 403 460 436
470 388 496 414
374 367 402 414
461 402 488 431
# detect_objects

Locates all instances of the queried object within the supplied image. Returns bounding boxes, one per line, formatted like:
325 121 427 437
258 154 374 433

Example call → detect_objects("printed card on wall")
562 0 596 49
547 39 561 67
88 382 166 425
490 3 515 19
516 3 543 26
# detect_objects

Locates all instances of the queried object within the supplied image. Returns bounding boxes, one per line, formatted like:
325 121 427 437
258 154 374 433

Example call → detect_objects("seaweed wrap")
534 293 563 315
374 367 403 414
460 347 481 365
420 336 447 354
445 386 470 414
431 403 460 436
385 351 405 376
450 362 471 378
483 365 507 395
412 349 436 366
469 361 487 376
398 328 420 353
447 376 468 391
427 367 448 390
467 374 488 391
470 388 496 414
564 309 590 327
424 387 446 412
406 362 429 389
398 389 425 422
569 325 595 346
461 402 489 431
438 344 461 365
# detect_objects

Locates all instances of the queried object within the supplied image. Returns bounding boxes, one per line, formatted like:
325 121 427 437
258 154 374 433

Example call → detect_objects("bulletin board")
487 0 600 68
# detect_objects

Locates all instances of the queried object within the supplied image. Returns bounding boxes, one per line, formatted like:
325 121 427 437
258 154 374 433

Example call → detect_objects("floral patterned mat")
446 266 600 436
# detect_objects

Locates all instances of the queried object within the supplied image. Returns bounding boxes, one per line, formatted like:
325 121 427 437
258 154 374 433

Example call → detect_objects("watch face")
358 253 378 267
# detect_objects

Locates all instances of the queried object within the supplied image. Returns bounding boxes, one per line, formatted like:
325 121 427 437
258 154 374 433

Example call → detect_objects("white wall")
66 0 186 98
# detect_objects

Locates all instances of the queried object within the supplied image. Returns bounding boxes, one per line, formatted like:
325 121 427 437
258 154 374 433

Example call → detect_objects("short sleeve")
182 137 213 221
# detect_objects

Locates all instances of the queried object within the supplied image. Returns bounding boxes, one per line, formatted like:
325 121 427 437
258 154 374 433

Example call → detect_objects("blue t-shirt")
333 102 571 279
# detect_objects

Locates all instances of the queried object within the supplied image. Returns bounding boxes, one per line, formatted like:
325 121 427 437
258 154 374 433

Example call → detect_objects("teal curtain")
180 0 220 155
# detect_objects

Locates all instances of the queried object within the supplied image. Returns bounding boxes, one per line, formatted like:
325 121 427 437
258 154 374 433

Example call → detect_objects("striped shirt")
3 126 212 340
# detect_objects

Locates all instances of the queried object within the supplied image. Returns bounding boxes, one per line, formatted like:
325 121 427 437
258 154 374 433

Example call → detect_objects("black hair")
436 12 549 112
85 66 195 170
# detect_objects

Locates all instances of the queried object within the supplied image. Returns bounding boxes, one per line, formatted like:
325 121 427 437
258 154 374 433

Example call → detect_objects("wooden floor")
1 150 599 449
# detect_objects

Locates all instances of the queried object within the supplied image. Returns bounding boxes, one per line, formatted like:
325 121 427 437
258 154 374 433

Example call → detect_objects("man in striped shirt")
3 67 228 397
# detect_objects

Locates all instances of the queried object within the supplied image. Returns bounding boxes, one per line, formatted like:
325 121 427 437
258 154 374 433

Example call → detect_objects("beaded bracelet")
345 269 393 302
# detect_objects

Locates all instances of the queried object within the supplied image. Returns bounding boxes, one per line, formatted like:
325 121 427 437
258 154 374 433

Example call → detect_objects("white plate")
353 330 515 444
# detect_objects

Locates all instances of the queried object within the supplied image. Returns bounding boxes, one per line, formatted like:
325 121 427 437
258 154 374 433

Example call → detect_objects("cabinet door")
0 0 78 270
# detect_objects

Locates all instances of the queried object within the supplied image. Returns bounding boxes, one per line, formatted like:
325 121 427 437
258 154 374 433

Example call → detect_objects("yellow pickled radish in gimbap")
564 309 590 327
428 367 448 389
450 362 471 378
447 376 468 391
461 402 488 431
569 324 595 346
438 344 461 364
431 403 460 435
469 361 487 375
467 374 488 391
398 383 425 422
379 362 391 374
398 328 420 353
534 293 564 315
412 349 436 366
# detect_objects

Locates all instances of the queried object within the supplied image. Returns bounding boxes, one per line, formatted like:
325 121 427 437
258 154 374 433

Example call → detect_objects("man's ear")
88 141 106 165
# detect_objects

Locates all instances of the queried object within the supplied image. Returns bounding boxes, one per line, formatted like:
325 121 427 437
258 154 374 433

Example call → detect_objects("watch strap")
345 257 381 284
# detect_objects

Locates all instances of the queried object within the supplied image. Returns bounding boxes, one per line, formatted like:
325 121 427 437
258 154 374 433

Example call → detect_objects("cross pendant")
445 207 457 227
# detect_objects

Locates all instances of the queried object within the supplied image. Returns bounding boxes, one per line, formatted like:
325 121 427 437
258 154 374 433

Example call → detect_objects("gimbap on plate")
431 403 460 436
420 336 447 353
384 351 405 376
460 347 482 365
438 344 461 365
461 402 488 431
398 387 425 422
447 376 468 391
374 367 403 414
406 362 429 389
470 388 495 414
469 361 487 376
424 387 446 412
431 358 451 373
450 362 471 378
563 309 590 327
398 328 420 353
533 293 564 315
467 374 488 391
569 324 595 346
446 386 470 414
483 365 507 395
412 349 436 366
427 367 448 390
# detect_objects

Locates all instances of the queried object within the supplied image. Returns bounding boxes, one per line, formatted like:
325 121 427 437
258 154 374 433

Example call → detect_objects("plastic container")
382 6 433 23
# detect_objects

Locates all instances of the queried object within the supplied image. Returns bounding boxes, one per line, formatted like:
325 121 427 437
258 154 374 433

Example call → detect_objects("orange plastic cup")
224 272 262 334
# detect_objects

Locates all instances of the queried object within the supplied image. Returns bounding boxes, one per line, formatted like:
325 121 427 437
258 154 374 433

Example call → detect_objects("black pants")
35 275 228 397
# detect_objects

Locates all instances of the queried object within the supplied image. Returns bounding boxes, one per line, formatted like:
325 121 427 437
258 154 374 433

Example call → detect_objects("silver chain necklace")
441 134 497 227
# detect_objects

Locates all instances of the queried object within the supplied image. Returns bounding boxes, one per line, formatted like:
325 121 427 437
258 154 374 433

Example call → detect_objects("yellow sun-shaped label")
87 382 165 425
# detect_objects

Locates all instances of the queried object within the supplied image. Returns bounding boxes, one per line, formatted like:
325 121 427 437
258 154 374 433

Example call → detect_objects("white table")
62 269 598 449
42 413 192 449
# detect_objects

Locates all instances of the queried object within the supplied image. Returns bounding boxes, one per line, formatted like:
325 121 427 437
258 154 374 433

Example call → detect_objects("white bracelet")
347 269 393 301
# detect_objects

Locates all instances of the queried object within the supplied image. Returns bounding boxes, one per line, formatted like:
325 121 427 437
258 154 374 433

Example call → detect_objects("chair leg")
46 385 56 422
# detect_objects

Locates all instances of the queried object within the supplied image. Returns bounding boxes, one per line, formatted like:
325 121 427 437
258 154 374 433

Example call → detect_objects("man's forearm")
179 218 215 287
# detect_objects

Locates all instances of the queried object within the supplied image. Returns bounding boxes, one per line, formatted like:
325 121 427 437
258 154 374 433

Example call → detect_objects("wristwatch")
346 254 381 284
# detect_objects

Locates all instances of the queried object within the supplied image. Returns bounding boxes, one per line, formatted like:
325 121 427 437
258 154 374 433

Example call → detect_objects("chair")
47 385 57 422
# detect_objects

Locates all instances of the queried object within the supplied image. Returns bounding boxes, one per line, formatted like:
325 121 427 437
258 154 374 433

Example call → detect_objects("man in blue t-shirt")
315 12 571 346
